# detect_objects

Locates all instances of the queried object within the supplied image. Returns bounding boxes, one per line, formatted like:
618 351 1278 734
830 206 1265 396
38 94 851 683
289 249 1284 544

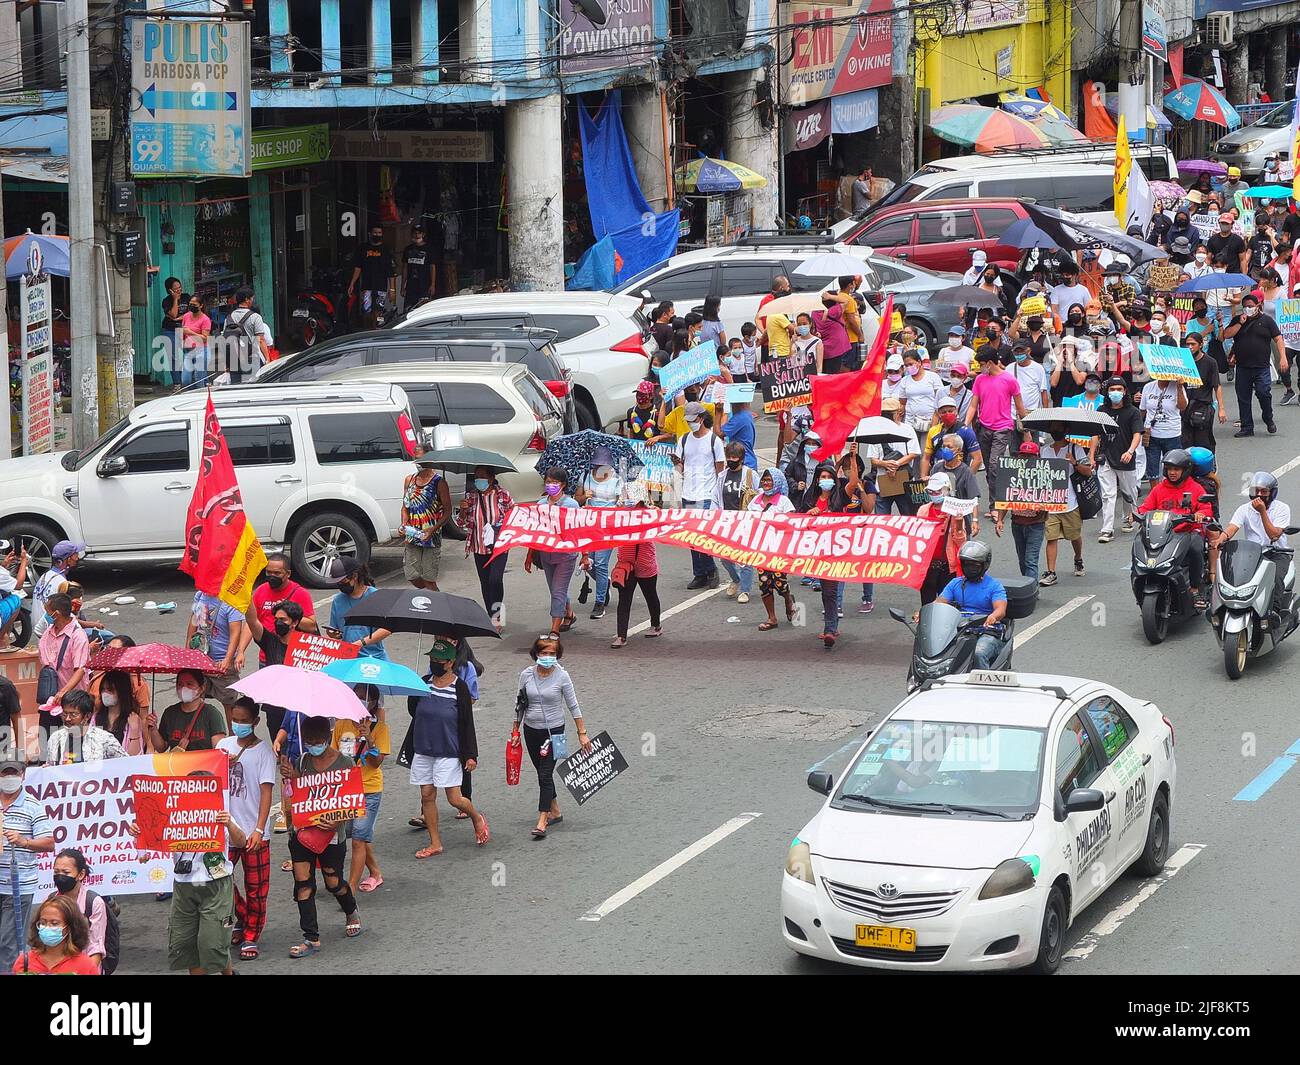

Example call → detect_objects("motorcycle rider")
1137 449 1215 608
935 541 1009 669
1214 472 1292 607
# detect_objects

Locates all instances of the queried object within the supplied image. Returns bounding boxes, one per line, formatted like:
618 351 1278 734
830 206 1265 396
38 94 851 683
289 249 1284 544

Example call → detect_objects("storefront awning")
0 155 68 184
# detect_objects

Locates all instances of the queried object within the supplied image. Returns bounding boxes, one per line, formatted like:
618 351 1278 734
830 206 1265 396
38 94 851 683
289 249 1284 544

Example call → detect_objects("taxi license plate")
855 924 916 952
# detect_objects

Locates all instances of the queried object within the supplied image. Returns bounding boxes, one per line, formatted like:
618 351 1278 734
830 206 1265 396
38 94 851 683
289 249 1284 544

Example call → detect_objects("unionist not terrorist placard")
995 456 1071 513
758 349 814 413
557 731 629 805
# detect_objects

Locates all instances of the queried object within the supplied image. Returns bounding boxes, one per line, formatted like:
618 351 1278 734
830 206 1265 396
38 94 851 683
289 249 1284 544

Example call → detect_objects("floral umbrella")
537 429 644 495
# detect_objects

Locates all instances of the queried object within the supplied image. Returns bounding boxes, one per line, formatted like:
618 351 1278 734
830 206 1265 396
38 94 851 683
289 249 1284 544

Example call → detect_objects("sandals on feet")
345 915 363 938
531 827 547 840
610 636 627 648
559 615 577 632
358 876 383 892
415 845 443 859
408 816 427 829
758 620 778 631
289 940 321 959
239 942 259 960
475 815 491 846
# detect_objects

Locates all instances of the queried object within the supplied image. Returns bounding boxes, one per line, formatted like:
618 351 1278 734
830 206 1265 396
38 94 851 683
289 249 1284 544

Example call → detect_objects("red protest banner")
285 631 360 672
129 773 226 852
285 766 365 829
491 505 943 588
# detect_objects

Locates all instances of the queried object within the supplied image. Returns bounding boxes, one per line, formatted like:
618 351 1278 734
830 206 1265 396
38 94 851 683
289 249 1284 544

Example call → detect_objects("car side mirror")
807 771 834 796
97 455 128 478
1064 787 1105 814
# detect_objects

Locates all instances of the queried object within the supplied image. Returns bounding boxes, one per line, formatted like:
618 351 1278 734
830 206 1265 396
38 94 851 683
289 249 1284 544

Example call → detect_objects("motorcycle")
1130 496 1214 645
289 267 352 349
1208 528 1300 679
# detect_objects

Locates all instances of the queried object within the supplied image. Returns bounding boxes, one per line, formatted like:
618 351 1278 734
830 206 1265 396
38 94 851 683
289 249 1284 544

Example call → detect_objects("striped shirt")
0 793 53 896
457 486 514 556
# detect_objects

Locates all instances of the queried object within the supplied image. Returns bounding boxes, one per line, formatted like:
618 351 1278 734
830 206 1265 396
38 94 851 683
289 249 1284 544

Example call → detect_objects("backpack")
84 889 121 975
221 309 262 376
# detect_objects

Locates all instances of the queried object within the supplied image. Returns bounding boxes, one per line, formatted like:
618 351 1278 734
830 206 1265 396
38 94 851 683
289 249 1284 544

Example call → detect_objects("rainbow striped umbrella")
1164 78 1241 130
998 93 1072 124
929 104 1053 152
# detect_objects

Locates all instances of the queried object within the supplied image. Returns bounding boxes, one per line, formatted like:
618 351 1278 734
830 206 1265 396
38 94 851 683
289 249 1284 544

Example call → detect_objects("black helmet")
958 540 992 582
1248 471 1279 505
1162 449 1192 484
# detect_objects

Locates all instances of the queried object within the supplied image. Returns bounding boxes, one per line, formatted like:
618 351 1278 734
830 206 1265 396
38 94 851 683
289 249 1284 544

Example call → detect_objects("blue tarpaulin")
569 90 679 290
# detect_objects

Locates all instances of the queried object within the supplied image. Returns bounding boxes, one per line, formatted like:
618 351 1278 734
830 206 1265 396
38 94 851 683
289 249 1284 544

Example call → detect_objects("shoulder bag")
1070 444 1103 520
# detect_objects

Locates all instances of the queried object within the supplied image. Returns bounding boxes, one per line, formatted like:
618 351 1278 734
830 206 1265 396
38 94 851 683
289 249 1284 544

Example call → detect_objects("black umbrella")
343 588 500 640
1022 406 1119 436
1021 203 1166 264
931 284 1004 308
416 445 517 475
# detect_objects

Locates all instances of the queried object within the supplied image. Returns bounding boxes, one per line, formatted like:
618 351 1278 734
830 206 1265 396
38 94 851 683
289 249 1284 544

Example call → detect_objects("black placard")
757 349 814 413
556 731 628 806
114 229 145 265
111 181 137 214
994 456 1071 513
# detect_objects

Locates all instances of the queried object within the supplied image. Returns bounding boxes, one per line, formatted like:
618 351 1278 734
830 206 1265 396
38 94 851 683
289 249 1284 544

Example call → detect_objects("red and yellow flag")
179 396 268 613
810 294 893 462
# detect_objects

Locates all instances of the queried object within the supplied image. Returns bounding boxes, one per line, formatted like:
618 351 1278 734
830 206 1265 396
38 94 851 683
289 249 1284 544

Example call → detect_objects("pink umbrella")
229 665 370 722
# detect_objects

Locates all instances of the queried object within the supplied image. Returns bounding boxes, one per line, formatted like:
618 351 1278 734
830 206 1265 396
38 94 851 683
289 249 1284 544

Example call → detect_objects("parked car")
0 383 424 587
612 237 881 341
395 291 654 432
318 361 562 505
867 255 964 349
254 326 577 432
839 198 1034 275
1213 100 1294 177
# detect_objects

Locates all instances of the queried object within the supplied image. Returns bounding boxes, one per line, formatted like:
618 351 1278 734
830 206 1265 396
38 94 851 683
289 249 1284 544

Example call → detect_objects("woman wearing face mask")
1048 336 1089 405
576 448 625 621
1256 268 1298 406
811 297 850 374
514 636 589 839
883 354 906 401
793 311 825 374
47 690 126 765
1167 211 1194 254
713 441 760 604
1181 244 1213 281
326 558 391 660
898 351 944 435
93 669 150 755
749 468 799 631
13 895 98 975
978 264 1010 314
609 511 663 648
147 669 226 753
801 461 877 649
524 467 583 638
340 685 388 891
45 848 109 972
455 465 514 627
1016 313 1053 364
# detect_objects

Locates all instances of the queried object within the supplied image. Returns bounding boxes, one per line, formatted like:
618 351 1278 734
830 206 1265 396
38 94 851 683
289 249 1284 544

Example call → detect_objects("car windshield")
1256 102 1293 128
834 719 1045 818
63 415 132 471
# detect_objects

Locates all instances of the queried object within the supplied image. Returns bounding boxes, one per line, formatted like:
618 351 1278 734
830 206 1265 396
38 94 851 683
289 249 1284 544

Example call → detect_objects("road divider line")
1232 739 1300 801
1063 843 1205 962
579 812 762 922
1271 453 1300 480
626 586 723 636
1013 594 1093 648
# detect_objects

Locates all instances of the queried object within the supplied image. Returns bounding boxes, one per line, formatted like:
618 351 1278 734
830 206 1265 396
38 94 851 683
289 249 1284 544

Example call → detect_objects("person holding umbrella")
0 756 55 973
455 465 515 629
326 559 391 659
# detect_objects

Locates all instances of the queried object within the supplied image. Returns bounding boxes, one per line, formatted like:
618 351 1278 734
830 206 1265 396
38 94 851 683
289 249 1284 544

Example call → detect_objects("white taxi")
781 672 1176 973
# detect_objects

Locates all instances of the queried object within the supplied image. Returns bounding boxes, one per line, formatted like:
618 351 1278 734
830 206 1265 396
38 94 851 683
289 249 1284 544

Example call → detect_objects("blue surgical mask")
43 613 53 627
1014 352 1028 362
536 655 558 669
797 324 811 337
232 722 255 739
818 477 835 491
935 447 955 462
305 742 328 757
38 925 65 947
1108 390 1125 404
473 478 490 492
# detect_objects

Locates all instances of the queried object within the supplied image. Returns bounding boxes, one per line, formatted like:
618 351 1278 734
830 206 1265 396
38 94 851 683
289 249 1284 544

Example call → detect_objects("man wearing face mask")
31 540 81 641
965 348 1026 518
1223 292 1287 436
1010 342 1049 415
1095 377 1144 543
933 436 981 537
673 402 724 589
939 326 974 379
0 755 56 973
1049 263 1092 321
348 224 397 327
1207 213 1249 274
245 554 315 669
921 396 981 478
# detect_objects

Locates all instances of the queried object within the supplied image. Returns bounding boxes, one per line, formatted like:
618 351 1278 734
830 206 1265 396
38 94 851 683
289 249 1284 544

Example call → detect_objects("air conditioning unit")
1206 11 1234 48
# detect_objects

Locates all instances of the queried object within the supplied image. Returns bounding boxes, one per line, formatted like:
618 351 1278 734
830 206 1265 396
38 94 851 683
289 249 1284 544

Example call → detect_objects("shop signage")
996 44 1014 80
252 124 330 171
558 0 654 74
330 130 494 164
129 18 251 177
1142 5 1169 63
954 0 1028 33
20 264 54 456
785 100 831 152
781 0 893 106
831 88 879 133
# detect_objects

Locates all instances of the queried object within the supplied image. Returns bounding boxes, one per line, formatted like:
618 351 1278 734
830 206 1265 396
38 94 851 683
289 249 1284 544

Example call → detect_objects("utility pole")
65 0 97 448
1117 0 1146 144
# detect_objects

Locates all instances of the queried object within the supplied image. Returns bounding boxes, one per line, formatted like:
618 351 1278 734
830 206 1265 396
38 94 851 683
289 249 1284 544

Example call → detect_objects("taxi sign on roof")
966 670 1020 687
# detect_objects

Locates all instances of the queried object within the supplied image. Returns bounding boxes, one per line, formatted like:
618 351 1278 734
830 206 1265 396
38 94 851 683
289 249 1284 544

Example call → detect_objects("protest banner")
557 731 629 806
1138 343 1202 385
21 749 227 895
758 349 815 413
905 479 930 507
285 631 360 672
628 440 676 501
1170 295 1196 325
654 345 718 398
285 765 365 828
490 504 945 588
1190 213 1217 240
995 456 1071 512
1277 299 1300 348
130 773 226 852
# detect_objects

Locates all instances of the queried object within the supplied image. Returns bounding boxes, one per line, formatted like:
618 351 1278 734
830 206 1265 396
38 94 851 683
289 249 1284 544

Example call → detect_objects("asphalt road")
89 396 1300 976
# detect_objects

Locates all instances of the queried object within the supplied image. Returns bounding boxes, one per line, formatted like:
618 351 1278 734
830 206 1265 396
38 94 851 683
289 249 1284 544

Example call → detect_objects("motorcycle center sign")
781 0 893 107
130 18 251 177
21 253 54 456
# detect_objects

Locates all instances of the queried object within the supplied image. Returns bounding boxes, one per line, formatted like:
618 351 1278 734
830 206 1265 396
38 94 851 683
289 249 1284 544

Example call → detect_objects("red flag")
180 396 268 613
810 294 893 462
1168 44 1184 90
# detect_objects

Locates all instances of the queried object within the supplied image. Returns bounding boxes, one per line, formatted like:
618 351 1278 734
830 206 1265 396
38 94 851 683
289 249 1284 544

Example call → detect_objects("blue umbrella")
1244 185 1293 200
4 232 70 280
1175 273 1255 292
321 656 433 696
1000 217 1058 250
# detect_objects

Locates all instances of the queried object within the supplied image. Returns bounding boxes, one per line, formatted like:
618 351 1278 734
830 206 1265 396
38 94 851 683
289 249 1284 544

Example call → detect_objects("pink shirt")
38 619 91 692
971 371 1022 432
181 310 211 350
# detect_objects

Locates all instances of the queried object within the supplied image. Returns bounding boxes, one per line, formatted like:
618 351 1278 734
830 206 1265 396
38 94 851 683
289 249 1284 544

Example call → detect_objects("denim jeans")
681 498 718 578
1012 521 1046 581
721 558 754 595
180 344 208 388
590 548 613 605
1235 364 1274 431
973 633 1007 668
1144 434 1184 481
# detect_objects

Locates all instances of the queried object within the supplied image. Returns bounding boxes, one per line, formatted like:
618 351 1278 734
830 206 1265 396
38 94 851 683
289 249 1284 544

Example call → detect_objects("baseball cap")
635 380 655 398
881 397 900 412
971 250 987 265
683 401 706 422
1019 441 1040 456
936 396 957 410
885 354 904 370
1104 375 1126 389
52 540 86 561
1228 166 1241 179
949 363 969 378
947 326 964 337
425 639 457 661
925 472 951 492
327 557 362 584
1218 212 1234 223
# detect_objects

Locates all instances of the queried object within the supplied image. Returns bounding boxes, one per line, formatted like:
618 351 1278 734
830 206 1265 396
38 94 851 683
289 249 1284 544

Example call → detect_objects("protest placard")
1277 299 1300 348
285 631 360 672
286 765 365 828
628 441 676 501
941 496 980 518
654 345 718 398
1138 343 1202 385
1190 213 1217 240
130 773 226 852
556 731 629 806
994 456 1072 512
905 479 930 507
1170 296 1197 324
758 349 814 413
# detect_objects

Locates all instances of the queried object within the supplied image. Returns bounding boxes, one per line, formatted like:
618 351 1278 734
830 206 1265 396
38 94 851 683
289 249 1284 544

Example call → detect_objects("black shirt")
256 630 289 667
1185 354 1220 405
651 321 674 352
1229 312 1281 368
1284 212 1300 245
1206 232 1246 266
402 242 433 294
354 244 395 291
1249 234 1275 271
1102 404 1144 470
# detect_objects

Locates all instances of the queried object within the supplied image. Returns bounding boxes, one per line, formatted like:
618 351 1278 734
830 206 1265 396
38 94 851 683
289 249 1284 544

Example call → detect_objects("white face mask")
1195 253 1206 264
101 692 118 708
948 337 961 348
0 776 21 795
178 687 199 704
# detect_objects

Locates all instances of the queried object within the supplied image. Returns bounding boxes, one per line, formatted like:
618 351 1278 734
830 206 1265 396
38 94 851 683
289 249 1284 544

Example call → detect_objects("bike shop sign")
130 18 251 177
21 244 54 456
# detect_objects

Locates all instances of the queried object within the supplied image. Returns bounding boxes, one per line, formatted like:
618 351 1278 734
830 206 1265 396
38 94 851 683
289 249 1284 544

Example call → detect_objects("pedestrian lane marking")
1013 595 1094 648
1232 735 1300 801
1063 843 1205 962
580 812 762 922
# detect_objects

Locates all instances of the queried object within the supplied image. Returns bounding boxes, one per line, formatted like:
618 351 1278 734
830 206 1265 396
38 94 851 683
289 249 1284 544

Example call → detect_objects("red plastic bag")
506 727 522 786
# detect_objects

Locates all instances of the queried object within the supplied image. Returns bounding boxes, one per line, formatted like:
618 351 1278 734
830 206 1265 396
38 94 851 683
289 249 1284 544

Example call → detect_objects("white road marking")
626 586 723 636
1013 594 1093 648
580 812 762 922
1272 453 1300 480
1062 843 1205 962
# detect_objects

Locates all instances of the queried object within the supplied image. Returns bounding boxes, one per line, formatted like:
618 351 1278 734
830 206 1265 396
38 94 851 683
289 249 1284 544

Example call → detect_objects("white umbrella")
793 252 873 277
846 416 912 445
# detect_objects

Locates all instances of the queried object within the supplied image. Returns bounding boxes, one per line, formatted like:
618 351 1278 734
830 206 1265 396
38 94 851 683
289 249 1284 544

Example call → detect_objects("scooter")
1207 528 1300 679
1130 496 1214 645
289 267 352 349
890 603 1017 693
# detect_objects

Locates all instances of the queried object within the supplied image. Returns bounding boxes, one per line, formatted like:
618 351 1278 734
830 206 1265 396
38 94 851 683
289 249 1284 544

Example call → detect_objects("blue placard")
1138 344 1201 385
654 345 719 399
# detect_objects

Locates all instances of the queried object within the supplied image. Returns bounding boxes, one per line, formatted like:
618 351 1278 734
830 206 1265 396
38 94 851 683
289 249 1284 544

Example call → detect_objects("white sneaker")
725 581 738 598
737 592 750 604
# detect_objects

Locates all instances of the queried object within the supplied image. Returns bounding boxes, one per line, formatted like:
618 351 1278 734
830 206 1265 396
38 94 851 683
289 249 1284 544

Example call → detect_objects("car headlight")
978 855 1038 900
1239 138 1264 152
785 839 814 884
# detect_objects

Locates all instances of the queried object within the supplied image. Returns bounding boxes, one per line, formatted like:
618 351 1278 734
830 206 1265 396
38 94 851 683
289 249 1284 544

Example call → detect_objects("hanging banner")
955 0 1027 32
831 88 879 134
781 0 894 106
996 44 1014 81
785 99 832 152
558 0 655 74
20 268 54 456
490 505 945 587
130 18 251 177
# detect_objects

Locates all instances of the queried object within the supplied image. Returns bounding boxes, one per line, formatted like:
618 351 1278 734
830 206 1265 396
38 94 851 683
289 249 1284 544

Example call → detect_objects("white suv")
0 383 424 587
396 292 653 431
613 239 881 340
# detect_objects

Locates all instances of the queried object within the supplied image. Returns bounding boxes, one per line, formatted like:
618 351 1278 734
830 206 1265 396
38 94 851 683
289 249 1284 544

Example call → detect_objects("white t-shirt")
1012 358 1050 412
217 736 277 837
1229 499 1291 549
676 431 724 502
1140 381 1183 438
898 369 944 426
30 566 65 636
1049 283 1092 319
1043 441 1087 511
937 344 974 378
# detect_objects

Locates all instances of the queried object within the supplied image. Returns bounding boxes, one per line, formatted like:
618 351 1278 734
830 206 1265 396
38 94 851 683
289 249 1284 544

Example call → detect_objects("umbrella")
1035 117 1092 145
230 665 370 722
415 444 516 476
1102 94 1173 131
1174 273 1254 292
1021 203 1167 263
343 587 499 640
999 93 1072 124
675 157 768 194
88 643 223 676
928 104 1052 152
1022 407 1119 436
793 252 872 277
1000 218 1058 250
930 284 1005 309
538 429 644 493
1164 78 1241 130
759 292 830 323
1177 159 1227 176
4 232 70 280
321 657 432 697
1150 180 1186 203
846 416 913 445
1244 185 1293 200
